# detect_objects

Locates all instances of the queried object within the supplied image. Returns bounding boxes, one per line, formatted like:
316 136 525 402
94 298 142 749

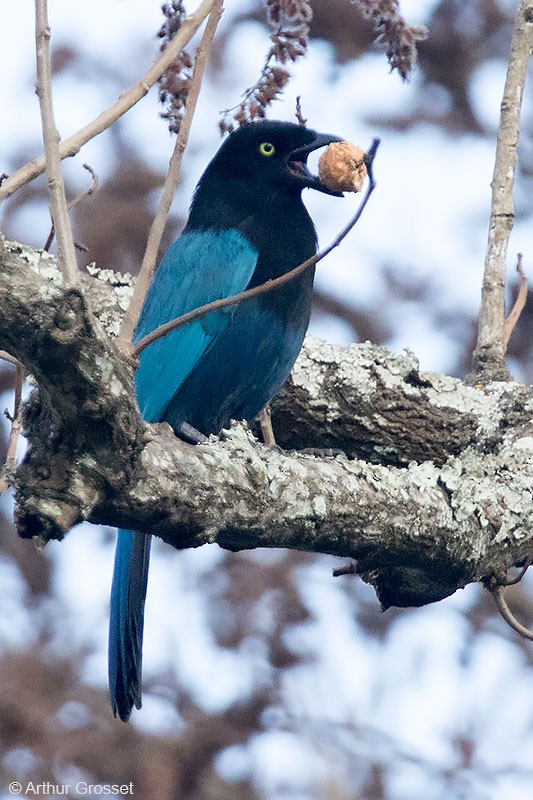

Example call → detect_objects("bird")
108 119 344 721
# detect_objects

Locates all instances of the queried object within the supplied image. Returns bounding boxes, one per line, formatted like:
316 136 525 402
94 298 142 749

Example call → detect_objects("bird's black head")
186 120 345 232
201 120 345 194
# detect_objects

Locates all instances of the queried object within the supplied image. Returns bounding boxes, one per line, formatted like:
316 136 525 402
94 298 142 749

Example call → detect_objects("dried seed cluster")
220 0 313 133
354 0 427 80
158 1 193 134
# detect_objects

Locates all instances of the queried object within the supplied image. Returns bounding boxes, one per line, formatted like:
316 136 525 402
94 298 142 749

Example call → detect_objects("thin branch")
118 0 224 350
132 138 380 358
503 252 528 349
0 350 22 367
295 96 307 126
68 163 99 210
0 0 217 204
34 0 78 284
0 362 24 495
500 558 531 586
472 0 533 377
44 163 99 252
491 585 533 642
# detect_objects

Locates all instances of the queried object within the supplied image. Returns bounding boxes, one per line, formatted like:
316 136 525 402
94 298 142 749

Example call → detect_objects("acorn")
318 141 367 193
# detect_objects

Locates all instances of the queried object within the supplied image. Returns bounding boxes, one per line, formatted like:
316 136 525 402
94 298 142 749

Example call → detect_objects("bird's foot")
258 406 276 445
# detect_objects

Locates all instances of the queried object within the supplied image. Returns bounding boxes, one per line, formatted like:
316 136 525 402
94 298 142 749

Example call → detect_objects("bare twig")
132 139 380 358
501 557 531 586
491 585 533 642
295 96 307 126
0 0 217 204
118 0 224 350
0 362 25 495
44 163 99 252
68 163 99 211
34 0 78 284
503 252 528 349
0 350 22 367
472 1 533 378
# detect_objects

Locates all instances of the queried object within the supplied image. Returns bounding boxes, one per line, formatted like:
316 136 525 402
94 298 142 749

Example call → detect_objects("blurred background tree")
1 1 533 798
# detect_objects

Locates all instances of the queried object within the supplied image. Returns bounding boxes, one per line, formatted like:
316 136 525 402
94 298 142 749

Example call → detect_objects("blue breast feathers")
133 229 258 423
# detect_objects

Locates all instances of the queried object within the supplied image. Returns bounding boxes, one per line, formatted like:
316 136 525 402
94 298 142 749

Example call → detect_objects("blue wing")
134 229 258 423
109 228 257 721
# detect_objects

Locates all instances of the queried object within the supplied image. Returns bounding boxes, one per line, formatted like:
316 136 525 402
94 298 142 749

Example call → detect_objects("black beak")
287 131 345 196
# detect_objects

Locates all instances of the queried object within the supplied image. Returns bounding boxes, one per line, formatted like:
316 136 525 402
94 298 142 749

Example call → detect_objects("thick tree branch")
1 240 533 610
471 0 533 381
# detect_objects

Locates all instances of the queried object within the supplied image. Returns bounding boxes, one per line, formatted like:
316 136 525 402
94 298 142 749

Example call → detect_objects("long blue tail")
108 529 151 722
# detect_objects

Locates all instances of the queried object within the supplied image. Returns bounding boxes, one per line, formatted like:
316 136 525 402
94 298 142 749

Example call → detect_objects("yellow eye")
258 141 276 157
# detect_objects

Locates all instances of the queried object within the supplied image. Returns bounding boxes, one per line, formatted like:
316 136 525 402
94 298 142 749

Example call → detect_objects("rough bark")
1 237 533 609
